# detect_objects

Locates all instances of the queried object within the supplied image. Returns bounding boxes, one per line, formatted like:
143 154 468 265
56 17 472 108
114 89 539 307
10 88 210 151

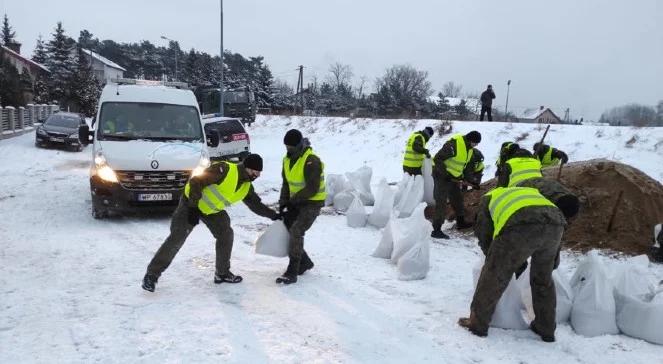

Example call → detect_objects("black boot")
276 258 300 284
214 271 243 284
142 273 158 292
456 215 474 230
298 251 315 275
530 322 555 343
431 219 449 239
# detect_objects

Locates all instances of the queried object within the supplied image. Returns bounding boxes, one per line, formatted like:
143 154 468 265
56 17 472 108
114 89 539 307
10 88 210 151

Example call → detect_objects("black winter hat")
465 131 482 143
555 194 580 219
243 153 263 171
424 126 434 137
283 129 303 146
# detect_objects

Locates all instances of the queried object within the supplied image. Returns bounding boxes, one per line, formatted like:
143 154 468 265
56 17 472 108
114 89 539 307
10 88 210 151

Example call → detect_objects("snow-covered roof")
100 84 197 106
82 49 126 72
515 107 563 122
1 45 49 72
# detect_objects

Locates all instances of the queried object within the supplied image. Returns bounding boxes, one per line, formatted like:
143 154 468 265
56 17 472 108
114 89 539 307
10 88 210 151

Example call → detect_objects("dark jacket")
474 193 566 255
463 148 484 186
279 145 325 208
480 89 496 107
411 131 430 155
186 162 278 219
432 136 472 180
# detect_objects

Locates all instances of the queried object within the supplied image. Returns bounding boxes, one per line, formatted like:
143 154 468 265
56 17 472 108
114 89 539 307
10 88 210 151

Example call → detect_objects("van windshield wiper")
101 134 138 141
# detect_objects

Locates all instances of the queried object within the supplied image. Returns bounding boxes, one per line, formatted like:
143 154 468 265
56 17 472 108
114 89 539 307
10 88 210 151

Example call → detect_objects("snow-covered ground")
1 116 662 363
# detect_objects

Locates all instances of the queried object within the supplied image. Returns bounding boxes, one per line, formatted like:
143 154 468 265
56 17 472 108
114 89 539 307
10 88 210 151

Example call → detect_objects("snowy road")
1 118 663 363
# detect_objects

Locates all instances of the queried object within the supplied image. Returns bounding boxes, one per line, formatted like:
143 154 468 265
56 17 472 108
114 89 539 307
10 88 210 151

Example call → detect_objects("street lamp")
219 0 224 116
504 79 511 122
160 35 178 81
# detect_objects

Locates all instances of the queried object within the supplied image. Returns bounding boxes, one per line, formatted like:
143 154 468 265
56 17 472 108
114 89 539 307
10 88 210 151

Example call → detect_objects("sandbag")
397 240 430 281
372 215 395 259
569 251 619 337
368 178 395 228
325 174 351 206
518 266 574 324
472 260 529 330
346 194 368 228
333 189 355 212
614 260 655 299
394 175 424 218
390 204 428 263
422 158 435 205
345 166 374 206
255 221 290 258
393 173 410 207
615 291 663 345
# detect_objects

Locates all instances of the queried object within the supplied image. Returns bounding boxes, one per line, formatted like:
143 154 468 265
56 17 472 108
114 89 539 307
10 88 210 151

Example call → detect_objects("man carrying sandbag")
402 126 434 176
430 131 482 239
141 154 280 292
277 129 326 285
458 186 578 342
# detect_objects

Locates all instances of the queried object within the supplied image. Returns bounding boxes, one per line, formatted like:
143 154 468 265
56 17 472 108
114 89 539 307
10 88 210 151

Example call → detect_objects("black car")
35 112 87 151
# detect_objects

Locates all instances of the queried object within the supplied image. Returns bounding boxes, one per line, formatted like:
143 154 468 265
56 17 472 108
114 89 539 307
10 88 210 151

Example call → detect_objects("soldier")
141 154 280 292
497 148 543 187
462 148 485 191
458 186 579 342
277 129 326 285
533 142 569 168
494 142 519 178
403 126 434 176
431 131 482 239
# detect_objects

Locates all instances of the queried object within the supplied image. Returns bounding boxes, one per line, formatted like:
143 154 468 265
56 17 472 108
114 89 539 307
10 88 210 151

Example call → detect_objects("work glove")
515 261 528 279
187 207 200 226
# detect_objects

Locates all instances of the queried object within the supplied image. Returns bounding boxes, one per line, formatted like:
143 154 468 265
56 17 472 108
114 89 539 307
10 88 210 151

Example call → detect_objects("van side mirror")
79 124 93 145
206 132 219 147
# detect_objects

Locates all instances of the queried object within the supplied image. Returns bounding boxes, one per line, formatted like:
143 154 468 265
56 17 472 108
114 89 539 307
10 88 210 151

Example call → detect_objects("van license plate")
138 193 173 201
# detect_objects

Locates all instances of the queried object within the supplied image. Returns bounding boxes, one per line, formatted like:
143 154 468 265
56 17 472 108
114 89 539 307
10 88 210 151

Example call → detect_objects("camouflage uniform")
431 137 469 230
403 131 431 176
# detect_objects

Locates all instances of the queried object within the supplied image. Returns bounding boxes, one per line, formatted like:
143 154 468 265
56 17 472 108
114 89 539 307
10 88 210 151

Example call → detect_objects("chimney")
5 41 21 54
539 105 544 111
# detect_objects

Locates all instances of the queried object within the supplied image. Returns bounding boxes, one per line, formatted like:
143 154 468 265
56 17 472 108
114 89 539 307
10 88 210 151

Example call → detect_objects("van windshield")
97 102 203 142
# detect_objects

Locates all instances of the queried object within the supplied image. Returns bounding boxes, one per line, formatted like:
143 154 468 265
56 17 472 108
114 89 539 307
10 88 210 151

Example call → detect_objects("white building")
516 106 562 124
82 49 125 84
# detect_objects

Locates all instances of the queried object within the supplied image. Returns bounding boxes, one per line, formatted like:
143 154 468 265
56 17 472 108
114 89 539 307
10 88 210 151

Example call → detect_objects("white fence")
0 104 60 138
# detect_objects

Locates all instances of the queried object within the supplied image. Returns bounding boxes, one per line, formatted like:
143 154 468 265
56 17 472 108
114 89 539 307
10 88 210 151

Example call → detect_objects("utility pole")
160 35 178 81
296 65 304 114
504 79 511 122
219 0 224 116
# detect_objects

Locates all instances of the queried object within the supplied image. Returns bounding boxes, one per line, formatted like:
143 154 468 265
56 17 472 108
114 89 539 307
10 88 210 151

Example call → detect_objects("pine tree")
0 47 25 106
32 35 47 64
70 47 101 116
1 14 16 45
32 74 50 104
45 22 76 105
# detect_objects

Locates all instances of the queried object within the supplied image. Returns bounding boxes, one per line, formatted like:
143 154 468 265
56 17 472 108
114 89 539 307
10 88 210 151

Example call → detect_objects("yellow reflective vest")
468 148 485 173
283 148 326 201
443 134 470 178
486 187 556 238
184 162 251 215
539 147 560 167
403 132 427 168
505 157 543 187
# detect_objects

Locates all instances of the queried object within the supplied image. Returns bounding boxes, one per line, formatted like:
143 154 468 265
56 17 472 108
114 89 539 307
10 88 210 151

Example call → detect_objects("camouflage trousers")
471 223 564 337
432 176 464 229
283 204 321 264
146 197 234 278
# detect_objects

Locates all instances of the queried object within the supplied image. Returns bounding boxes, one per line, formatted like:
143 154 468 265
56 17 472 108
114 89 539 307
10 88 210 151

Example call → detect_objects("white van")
79 79 218 218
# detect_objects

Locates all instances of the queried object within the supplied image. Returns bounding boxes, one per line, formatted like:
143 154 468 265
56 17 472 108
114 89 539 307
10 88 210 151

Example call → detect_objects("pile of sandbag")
371 204 430 281
393 174 424 218
368 178 395 228
326 166 376 212
346 193 368 228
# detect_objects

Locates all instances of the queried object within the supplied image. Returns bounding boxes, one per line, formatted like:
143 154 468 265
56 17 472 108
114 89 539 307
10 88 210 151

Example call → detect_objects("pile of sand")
460 159 663 255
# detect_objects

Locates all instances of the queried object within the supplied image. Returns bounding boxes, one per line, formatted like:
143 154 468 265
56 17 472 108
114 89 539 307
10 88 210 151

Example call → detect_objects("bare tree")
441 81 462 98
327 62 353 89
375 64 432 115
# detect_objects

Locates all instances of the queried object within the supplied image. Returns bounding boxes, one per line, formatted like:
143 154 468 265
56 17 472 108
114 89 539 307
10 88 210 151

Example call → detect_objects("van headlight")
94 153 118 183
191 156 211 178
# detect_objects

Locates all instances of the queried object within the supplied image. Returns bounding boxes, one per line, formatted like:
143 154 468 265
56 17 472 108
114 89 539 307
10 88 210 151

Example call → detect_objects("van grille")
116 170 190 191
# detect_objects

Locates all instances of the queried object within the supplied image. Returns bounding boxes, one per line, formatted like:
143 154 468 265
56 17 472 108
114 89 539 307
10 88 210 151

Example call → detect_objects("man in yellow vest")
494 141 519 178
458 186 579 342
402 126 434 176
142 154 280 292
533 142 569 168
497 148 544 187
277 129 326 285
431 130 482 239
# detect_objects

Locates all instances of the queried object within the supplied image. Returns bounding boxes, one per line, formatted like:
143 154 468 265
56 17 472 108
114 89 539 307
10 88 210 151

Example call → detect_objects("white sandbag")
614 263 655 299
422 158 435 205
390 203 428 263
325 174 351 206
372 215 395 259
333 189 355 212
569 251 619 337
254 220 290 258
394 175 424 218
398 240 430 281
472 260 529 330
615 291 663 345
345 166 374 206
368 178 396 228
346 194 368 228
518 267 574 324
393 173 410 207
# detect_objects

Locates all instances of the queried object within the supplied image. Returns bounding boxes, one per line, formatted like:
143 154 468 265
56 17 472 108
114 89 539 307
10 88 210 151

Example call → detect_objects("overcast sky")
3 0 662 120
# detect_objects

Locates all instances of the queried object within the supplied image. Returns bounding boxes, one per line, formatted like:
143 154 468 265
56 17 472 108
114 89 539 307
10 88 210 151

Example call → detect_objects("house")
82 49 125 84
1 42 49 103
516 106 563 124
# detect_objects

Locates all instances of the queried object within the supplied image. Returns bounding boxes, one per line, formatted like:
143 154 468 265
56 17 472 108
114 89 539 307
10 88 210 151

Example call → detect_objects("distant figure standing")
480 85 496 121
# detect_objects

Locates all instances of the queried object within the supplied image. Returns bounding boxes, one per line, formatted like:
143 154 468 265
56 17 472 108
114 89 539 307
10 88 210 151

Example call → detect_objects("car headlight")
94 153 118 183
37 128 47 136
191 156 211 178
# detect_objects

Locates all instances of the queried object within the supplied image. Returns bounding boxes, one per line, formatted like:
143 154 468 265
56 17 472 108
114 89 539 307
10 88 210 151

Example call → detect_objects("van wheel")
92 206 108 219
